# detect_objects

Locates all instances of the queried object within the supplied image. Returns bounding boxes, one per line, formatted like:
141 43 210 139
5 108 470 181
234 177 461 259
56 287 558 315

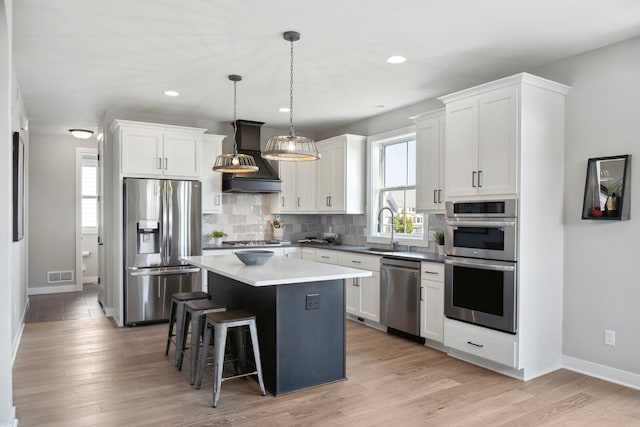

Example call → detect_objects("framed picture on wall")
13 131 25 241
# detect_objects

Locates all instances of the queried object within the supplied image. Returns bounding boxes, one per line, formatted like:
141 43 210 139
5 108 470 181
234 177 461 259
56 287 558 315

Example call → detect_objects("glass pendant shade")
262 31 320 162
212 75 259 173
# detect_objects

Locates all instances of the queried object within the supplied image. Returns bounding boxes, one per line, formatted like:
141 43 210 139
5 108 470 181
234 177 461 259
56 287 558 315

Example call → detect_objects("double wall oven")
444 200 518 334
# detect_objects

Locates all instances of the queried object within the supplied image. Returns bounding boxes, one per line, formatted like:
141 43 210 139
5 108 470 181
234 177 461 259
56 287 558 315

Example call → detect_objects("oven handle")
446 220 516 229
445 258 515 272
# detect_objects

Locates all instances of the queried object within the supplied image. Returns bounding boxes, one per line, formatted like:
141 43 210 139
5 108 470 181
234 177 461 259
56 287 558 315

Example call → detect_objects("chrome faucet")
377 207 398 251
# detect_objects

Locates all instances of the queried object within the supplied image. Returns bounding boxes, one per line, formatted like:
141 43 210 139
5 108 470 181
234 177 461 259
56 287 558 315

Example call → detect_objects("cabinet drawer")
315 249 338 264
444 318 517 367
421 261 444 280
338 252 380 271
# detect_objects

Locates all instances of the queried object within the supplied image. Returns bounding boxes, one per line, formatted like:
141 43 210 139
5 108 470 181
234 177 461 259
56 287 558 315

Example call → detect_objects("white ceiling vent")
47 270 74 283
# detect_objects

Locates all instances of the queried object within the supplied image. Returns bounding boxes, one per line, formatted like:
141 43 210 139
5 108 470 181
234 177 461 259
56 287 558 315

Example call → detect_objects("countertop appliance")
444 200 518 334
124 178 202 326
380 257 421 336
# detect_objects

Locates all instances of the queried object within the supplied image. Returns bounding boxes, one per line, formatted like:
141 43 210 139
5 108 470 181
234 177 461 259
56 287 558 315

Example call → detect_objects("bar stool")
198 310 266 407
177 299 227 385
165 291 210 366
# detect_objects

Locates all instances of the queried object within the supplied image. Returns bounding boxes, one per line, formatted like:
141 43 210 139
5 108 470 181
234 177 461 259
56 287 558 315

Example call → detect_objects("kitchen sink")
358 247 394 254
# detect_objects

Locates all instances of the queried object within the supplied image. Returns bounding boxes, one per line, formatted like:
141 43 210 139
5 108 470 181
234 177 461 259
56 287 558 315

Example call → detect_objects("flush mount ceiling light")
212 75 259 173
262 31 320 162
164 90 180 97
69 129 94 139
386 55 407 64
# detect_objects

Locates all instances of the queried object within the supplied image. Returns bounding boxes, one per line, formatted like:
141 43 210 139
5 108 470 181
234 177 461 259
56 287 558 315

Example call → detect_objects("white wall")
28 133 97 292
1 0 18 424
531 36 640 378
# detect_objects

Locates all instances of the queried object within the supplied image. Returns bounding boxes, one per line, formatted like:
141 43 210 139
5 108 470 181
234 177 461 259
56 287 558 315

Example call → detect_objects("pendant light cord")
232 79 239 156
289 37 296 137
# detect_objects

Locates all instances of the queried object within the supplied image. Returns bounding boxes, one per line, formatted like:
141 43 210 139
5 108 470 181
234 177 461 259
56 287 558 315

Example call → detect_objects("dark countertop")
202 242 444 263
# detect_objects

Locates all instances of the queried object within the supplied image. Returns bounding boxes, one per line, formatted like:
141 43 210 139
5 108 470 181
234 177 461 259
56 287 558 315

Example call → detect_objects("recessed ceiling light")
374 105 385 109
164 90 180 97
278 107 290 113
386 56 406 64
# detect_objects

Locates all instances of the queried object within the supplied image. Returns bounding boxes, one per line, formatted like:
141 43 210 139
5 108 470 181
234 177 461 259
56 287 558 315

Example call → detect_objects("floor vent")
47 270 74 283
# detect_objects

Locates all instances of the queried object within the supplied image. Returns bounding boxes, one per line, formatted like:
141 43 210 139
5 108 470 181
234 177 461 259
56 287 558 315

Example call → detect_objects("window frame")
79 151 99 235
367 125 429 247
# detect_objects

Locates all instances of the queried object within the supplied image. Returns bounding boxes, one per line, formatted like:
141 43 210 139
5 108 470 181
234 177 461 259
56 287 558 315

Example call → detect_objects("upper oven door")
445 217 517 261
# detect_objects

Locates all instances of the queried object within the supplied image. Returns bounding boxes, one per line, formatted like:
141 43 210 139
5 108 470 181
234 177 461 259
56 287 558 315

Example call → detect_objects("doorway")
75 147 99 291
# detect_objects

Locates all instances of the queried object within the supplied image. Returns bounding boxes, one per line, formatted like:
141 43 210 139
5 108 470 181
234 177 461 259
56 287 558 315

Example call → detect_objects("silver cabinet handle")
423 270 438 275
420 286 424 301
321 255 330 259
164 157 168 170
472 171 477 187
351 260 362 264
157 157 162 170
438 189 442 204
297 197 300 207
353 278 360 287
478 170 483 187
215 195 221 206
433 190 437 204
281 197 285 207
467 341 484 348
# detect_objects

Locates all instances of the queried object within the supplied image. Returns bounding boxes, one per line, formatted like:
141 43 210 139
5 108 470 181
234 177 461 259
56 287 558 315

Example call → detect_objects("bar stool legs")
198 310 266 408
164 292 210 365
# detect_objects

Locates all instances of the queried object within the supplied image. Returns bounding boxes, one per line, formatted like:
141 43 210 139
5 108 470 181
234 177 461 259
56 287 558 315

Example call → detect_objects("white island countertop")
180 255 372 287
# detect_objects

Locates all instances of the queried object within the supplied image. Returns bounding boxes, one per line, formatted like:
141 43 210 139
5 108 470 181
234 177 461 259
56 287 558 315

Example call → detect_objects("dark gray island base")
208 271 346 396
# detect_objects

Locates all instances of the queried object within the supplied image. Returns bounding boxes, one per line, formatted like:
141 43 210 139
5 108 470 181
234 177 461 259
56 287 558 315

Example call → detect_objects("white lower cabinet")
300 248 316 261
338 252 380 323
315 249 338 264
420 261 444 343
201 134 225 213
444 318 517 368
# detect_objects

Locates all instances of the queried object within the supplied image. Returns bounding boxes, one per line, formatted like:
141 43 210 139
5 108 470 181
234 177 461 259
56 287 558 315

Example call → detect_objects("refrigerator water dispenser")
137 220 159 255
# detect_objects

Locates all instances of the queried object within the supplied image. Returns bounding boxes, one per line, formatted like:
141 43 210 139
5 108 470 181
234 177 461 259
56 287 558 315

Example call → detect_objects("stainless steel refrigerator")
123 178 202 326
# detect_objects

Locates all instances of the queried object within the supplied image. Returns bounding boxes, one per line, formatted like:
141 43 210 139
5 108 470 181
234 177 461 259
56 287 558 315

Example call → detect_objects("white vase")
437 245 445 256
214 237 223 246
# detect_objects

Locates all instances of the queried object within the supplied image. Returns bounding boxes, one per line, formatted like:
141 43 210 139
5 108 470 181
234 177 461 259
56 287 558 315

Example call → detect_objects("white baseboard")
28 284 77 295
562 355 640 391
83 276 98 284
12 301 28 366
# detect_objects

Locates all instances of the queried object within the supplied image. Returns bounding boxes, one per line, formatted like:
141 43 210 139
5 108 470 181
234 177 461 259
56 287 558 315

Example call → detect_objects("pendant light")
213 75 259 173
262 31 320 162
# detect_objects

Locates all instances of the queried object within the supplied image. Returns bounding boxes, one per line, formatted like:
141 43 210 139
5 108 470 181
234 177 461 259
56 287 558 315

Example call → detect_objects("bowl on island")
235 250 275 266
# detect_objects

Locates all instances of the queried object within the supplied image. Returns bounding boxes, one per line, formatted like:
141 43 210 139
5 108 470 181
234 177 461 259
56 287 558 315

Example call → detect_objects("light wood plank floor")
13 316 640 426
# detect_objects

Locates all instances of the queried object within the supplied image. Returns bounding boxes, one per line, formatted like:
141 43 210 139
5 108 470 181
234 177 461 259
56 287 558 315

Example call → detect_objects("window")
368 126 425 245
81 154 98 233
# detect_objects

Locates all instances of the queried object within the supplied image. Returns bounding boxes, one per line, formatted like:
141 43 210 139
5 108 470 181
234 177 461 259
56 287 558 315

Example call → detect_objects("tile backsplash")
202 193 444 250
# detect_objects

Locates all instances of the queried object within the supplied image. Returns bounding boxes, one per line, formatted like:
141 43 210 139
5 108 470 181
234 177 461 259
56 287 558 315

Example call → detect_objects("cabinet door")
316 141 345 212
121 127 163 176
278 162 297 213
300 248 315 261
345 278 358 315
296 160 316 212
445 98 479 198
416 115 445 211
358 272 380 322
163 132 200 178
478 86 518 196
201 135 223 213
420 278 444 343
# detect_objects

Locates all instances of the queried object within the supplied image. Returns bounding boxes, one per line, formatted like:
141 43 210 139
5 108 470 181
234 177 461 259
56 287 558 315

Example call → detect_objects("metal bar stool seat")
198 310 266 407
165 291 210 366
177 299 227 385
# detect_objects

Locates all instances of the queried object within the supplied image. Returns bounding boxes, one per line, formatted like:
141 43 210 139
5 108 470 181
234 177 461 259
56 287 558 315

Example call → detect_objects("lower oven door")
444 257 517 334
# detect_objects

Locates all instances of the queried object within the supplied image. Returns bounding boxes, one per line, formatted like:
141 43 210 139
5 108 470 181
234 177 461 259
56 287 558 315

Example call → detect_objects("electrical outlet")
306 293 320 310
605 329 616 346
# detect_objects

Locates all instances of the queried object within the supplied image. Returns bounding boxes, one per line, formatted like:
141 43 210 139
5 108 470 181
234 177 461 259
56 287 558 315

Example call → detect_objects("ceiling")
12 0 640 136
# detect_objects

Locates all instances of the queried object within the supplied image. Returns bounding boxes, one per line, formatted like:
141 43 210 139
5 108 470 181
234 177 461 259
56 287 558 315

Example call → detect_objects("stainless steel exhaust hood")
221 120 282 193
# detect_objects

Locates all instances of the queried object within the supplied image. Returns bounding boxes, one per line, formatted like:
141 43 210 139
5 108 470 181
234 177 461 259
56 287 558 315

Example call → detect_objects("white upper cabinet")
201 134 225 213
113 120 205 179
441 85 517 198
278 160 316 213
415 109 446 212
315 134 366 214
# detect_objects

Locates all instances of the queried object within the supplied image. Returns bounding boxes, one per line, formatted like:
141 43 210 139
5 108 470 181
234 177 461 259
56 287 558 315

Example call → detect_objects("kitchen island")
180 254 372 395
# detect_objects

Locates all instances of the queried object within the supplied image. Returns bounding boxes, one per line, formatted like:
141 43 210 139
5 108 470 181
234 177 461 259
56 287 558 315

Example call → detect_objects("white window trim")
76 147 98 291
366 125 429 247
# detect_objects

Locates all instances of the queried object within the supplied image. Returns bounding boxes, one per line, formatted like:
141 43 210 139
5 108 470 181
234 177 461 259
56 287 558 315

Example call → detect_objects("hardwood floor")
13 315 640 426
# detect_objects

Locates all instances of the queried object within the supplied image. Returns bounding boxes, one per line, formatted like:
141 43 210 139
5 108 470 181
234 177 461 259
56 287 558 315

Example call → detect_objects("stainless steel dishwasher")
380 257 421 336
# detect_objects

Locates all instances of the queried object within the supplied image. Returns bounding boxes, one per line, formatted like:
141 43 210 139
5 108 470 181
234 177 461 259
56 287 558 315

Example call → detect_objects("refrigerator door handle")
128 267 201 277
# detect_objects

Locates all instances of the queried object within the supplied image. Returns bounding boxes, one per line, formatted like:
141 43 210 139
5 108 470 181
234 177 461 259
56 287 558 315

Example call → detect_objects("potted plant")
434 231 445 256
209 230 227 246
